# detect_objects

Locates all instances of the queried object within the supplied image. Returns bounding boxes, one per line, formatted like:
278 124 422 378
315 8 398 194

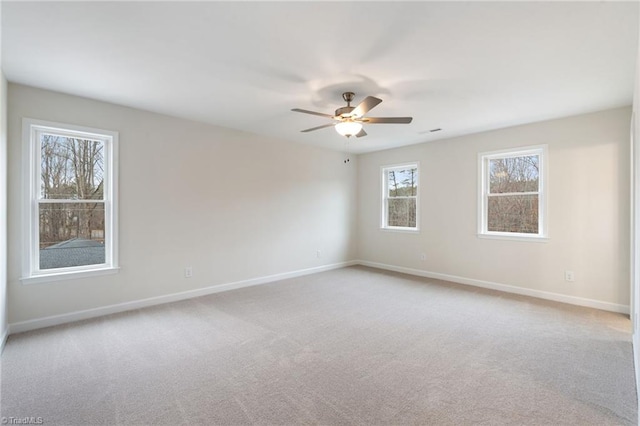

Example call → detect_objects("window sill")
477 233 549 243
21 266 120 285
381 227 420 234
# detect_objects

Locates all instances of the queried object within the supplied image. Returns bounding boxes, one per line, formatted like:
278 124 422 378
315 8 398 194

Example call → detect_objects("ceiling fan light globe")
335 121 363 137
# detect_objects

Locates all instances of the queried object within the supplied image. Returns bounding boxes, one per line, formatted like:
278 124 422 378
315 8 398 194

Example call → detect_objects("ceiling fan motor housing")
335 106 355 118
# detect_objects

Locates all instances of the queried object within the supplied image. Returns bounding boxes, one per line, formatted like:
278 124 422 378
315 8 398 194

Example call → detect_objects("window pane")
39 202 105 269
487 194 538 233
388 168 418 197
489 155 538 194
388 198 417 228
40 133 104 200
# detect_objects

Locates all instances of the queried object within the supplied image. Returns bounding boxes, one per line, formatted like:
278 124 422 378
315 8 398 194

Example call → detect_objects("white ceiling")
2 1 638 153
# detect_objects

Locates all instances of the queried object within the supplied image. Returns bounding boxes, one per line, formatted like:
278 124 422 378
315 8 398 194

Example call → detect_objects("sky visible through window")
388 168 417 197
489 155 539 194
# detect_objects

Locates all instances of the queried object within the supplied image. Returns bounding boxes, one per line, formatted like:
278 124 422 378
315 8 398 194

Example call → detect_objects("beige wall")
5 83 632 326
7 84 357 323
357 107 631 307
0 73 7 342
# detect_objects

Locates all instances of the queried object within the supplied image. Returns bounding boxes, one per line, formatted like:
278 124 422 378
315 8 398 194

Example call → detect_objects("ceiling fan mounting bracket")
342 91 355 105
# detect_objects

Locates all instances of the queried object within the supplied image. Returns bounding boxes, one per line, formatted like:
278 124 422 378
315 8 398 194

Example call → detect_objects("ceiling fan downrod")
336 92 356 117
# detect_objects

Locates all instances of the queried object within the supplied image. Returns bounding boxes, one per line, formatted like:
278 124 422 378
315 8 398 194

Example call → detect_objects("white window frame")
381 162 420 232
22 118 119 284
478 145 548 242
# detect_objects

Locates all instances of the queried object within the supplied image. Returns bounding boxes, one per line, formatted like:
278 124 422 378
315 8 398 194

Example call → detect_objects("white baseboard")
7 259 630 336
357 260 630 314
0 327 8 354
8 261 357 335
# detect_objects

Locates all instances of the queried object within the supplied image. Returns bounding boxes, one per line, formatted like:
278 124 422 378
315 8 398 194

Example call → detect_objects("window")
22 119 118 283
382 163 419 231
478 145 547 240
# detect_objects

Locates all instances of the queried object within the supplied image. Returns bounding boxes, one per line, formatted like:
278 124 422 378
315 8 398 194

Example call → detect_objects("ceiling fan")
292 92 413 138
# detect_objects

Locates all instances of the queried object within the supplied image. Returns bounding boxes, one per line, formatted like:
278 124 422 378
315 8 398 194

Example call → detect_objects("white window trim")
477 145 548 242
21 118 119 284
381 162 420 232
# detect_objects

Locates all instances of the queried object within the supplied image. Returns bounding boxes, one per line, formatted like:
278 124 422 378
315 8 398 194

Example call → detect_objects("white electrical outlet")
420 253 427 261
564 270 574 282
185 267 193 278
316 250 322 258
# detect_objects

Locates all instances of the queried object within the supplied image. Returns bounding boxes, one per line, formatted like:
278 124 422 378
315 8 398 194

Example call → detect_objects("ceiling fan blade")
355 128 367 138
301 123 335 133
292 108 335 118
351 96 382 117
364 117 413 124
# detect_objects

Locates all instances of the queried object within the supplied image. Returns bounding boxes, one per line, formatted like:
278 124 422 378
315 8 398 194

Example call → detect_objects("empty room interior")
2 1 640 425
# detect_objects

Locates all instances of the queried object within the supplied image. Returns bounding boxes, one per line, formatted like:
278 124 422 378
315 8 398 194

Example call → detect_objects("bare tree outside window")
384 165 418 229
484 152 542 235
39 134 106 269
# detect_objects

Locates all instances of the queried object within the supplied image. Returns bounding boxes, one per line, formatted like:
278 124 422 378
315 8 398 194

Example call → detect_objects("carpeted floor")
0 266 637 425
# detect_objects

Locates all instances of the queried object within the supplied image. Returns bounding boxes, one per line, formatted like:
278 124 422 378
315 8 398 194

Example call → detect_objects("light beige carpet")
0 266 637 425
